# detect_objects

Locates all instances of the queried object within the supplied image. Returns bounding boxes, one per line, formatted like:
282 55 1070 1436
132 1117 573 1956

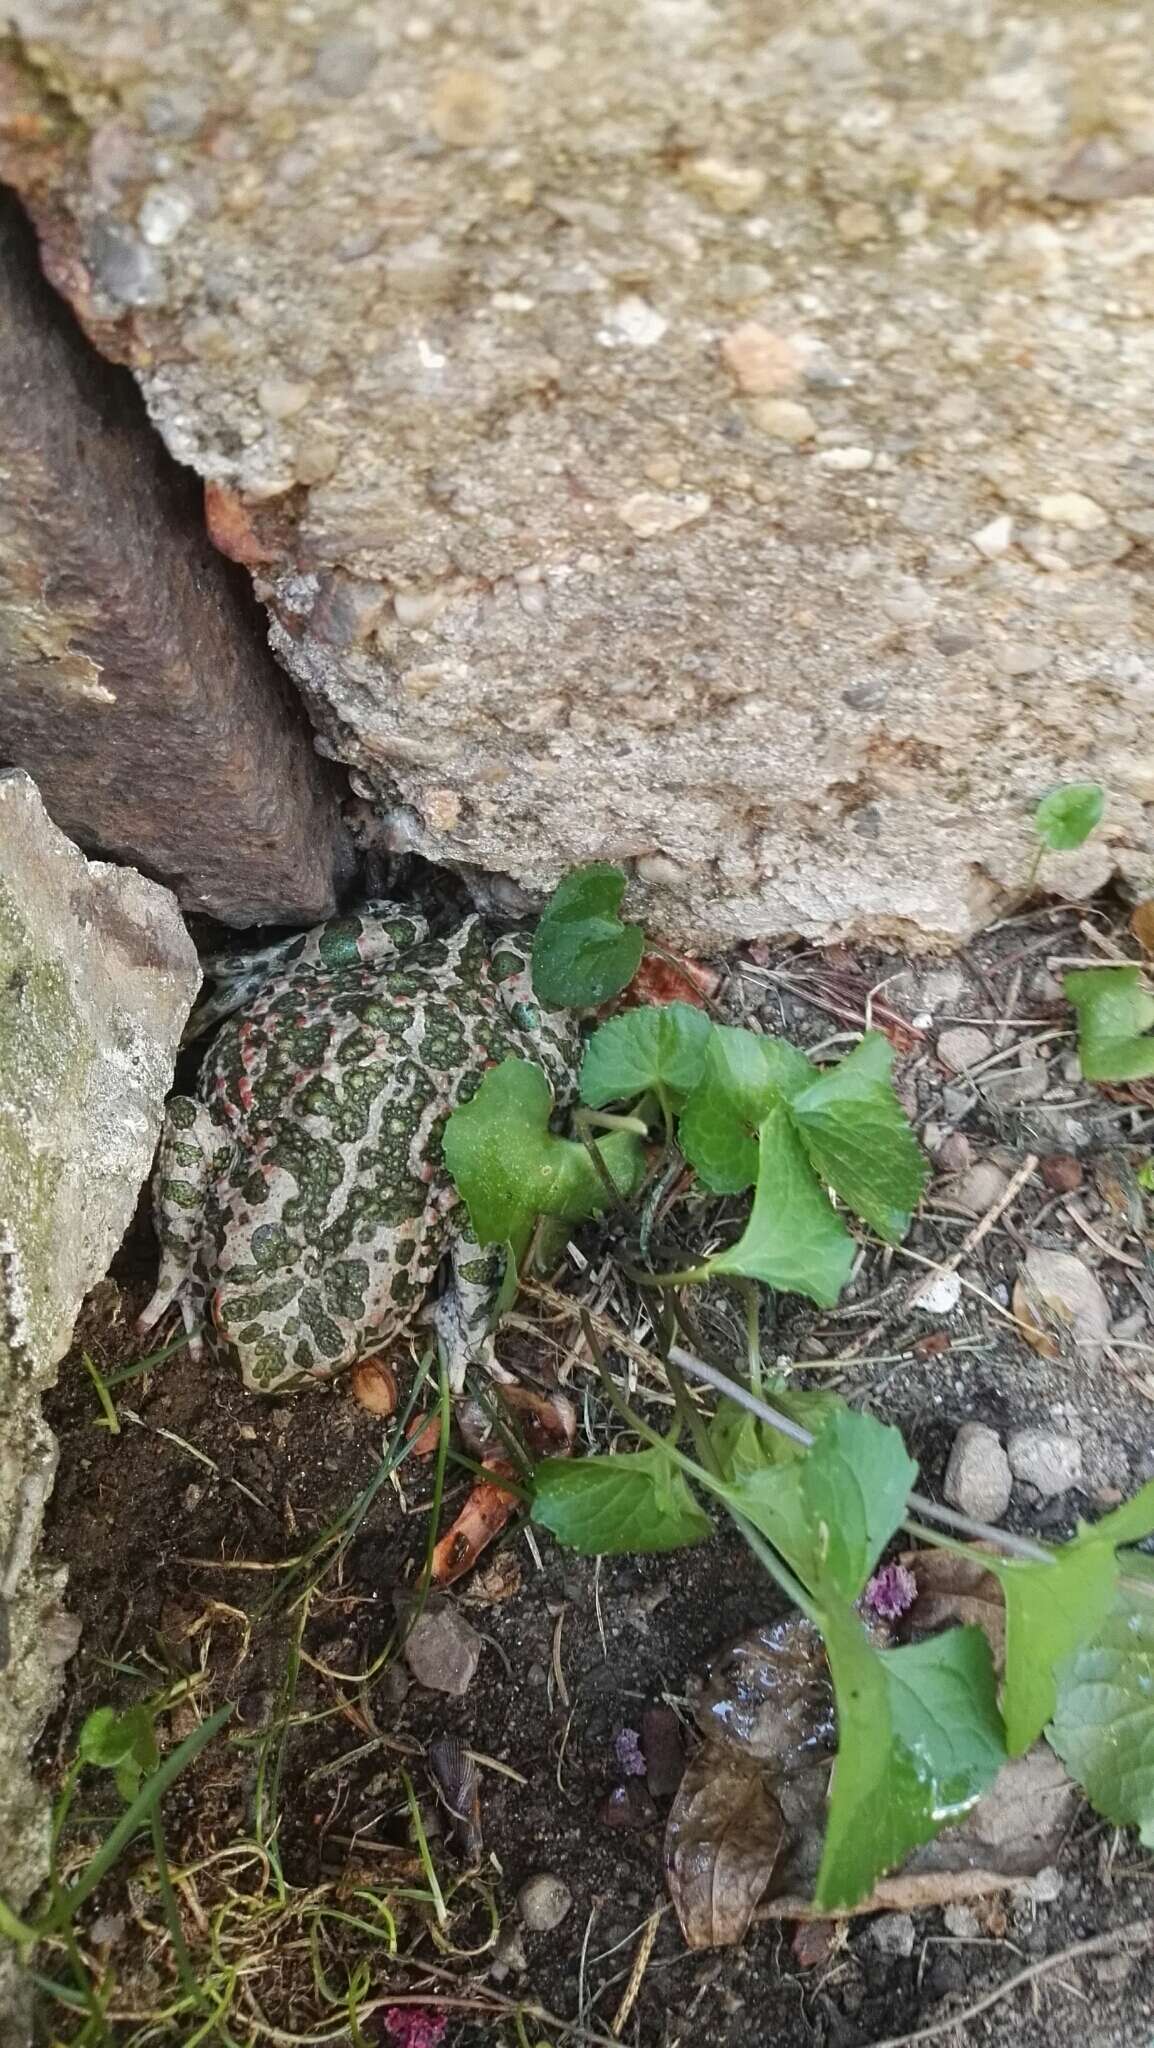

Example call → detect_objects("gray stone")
517 1872 573 1934
0 771 198 2032
870 1912 916 1959
0 193 350 929
2 8 1153 951
943 1423 1012 1525
943 1903 980 1939
936 1028 994 1076
1007 1429 1084 1499
402 1602 482 1696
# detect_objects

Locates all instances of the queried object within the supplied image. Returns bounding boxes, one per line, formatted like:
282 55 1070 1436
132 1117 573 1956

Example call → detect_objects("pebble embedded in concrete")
748 398 815 442
1007 1429 1083 1498
944 1422 1013 1524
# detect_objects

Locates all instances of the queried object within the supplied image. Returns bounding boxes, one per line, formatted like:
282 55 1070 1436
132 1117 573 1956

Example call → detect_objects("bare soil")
32 898 1154 2048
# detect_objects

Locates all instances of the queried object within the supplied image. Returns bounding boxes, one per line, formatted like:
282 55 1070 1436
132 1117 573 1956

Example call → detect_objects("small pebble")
815 445 874 471
944 1422 1013 1523
936 1026 993 1074
934 1131 973 1174
1039 1152 1083 1192
947 1160 1010 1214
995 642 1050 678
518 1873 573 1933
1037 491 1108 531
1007 1429 1083 1499
748 397 816 442
720 322 802 393
870 1912 915 1959
970 514 1013 559
1023 1865 1063 1904
943 1903 980 1939
402 1604 482 1696
915 1270 962 1315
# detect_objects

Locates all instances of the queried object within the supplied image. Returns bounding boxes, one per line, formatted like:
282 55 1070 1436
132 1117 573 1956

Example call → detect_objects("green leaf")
978 1481 1154 1754
678 1026 815 1194
1091 1476 1154 1549
815 1608 1006 1910
708 1387 846 1481
708 1102 854 1306
580 1002 712 1111
531 1447 712 1555
790 1034 928 1244
530 864 645 1008
78 1705 159 1792
718 1408 916 1604
1048 1574 1154 1846
1065 967 1154 1083
1034 781 1105 852
987 1543 1121 1756
443 1057 644 1250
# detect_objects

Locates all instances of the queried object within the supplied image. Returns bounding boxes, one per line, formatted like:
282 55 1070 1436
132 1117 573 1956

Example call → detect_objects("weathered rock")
0 193 350 929
1007 1429 1084 1499
0 771 198 2033
401 1601 482 1696
2 6 1153 950
943 1423 1012 1525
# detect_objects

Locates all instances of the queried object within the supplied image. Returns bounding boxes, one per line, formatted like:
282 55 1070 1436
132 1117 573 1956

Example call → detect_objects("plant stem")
666 1342 1055 1566
738 1280 764 1399
628 1263 714 1289
574 1108 651 1138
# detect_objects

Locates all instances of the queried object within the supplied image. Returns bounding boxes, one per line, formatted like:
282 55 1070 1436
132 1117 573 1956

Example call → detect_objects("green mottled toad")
140 905 578 1392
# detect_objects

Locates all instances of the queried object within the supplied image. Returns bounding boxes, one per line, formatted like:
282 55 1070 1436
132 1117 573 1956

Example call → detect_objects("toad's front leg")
138 1095 224 1359
429 1226 518 1394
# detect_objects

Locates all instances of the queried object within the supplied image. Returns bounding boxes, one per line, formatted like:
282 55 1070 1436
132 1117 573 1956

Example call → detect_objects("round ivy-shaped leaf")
531 864 644 1009
1034 782 1105 852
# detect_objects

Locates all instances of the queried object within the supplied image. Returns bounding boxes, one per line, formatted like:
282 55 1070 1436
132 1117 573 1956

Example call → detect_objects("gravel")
943 1422 1013 1523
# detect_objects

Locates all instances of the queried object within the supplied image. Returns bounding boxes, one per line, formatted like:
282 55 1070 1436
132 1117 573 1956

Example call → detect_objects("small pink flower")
382 2009 448 2048
862 1563 917 1621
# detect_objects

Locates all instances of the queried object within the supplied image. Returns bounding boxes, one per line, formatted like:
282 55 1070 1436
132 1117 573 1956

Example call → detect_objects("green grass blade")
45 1704 232 1930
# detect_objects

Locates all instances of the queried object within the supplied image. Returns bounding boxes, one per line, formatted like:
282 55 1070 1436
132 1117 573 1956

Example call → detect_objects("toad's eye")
510 1001 539 1033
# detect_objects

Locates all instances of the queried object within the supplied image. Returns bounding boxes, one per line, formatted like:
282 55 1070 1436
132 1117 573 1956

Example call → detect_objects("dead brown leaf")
621 951 720 1010
1011 1278 1061 1358
1013 1247 1109 1361
665 1747 786 1948
456 1387 576 1464
430 1458 521 1587
461 1550 523 1606
899 1547 1006 1670
791 1918 845 1969
349 1357 397 1416
1131 901 1154 955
